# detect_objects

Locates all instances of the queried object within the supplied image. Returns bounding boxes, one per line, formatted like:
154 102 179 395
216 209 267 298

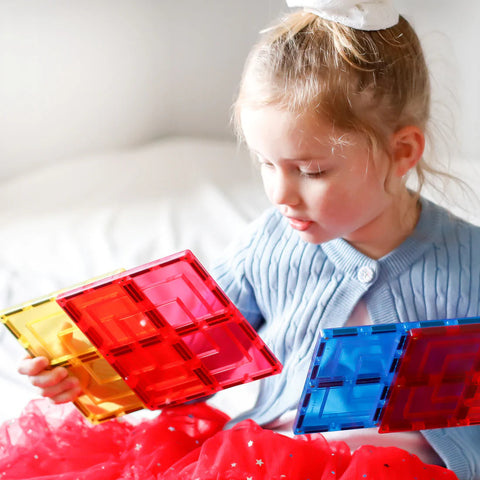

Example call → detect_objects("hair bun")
286 0 399 31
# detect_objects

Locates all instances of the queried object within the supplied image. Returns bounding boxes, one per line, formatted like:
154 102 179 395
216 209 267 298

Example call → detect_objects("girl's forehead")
240 106 355 146
240 106 364 162
241 106 325 130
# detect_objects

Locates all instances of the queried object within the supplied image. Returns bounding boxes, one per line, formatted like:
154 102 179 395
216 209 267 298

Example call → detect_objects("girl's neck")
345 191 421 260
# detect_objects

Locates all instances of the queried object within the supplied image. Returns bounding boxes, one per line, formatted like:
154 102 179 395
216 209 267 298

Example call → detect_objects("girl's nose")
271 172 300 207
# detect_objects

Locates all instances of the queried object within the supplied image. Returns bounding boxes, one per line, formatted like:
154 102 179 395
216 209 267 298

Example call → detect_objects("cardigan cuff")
422 428 473 480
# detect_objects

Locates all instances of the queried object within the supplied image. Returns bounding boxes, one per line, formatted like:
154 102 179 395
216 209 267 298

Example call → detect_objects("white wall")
0 0 478 181
0 1 168 179
0 0 286 180
397 0 480 162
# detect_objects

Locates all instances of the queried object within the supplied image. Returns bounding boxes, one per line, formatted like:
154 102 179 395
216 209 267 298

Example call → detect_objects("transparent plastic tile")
294 317 480 435
0 275 145 424
294 323 408 434
57 250 282 409
379 322 480 432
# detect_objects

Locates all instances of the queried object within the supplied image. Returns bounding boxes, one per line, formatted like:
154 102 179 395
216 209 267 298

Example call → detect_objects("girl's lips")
287 217 313 231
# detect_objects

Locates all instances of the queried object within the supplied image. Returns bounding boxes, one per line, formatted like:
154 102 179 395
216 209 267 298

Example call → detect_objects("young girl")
6 1 480 479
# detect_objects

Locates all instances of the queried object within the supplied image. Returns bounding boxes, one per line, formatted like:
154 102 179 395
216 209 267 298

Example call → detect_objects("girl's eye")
300 169 324 178
299 160 325 178
254 155 274 169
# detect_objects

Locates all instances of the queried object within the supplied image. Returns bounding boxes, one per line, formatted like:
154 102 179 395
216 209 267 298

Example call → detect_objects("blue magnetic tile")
294 317 480 435
294 323 409 434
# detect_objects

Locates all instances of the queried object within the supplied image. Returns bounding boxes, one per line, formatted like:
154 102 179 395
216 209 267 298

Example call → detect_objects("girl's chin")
294 228 331 245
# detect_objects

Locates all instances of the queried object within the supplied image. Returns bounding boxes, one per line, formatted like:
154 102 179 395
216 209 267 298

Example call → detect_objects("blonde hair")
234 11 435 191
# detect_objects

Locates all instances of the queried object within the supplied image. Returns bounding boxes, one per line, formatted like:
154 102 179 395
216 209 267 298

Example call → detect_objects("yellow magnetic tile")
1 297 94 363
0 272 146 423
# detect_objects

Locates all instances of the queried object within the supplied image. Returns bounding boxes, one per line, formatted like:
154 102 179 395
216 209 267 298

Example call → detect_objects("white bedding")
0 137 268 423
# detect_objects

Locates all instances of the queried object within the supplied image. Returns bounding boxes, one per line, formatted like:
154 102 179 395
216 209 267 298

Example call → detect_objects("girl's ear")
390 125 425 177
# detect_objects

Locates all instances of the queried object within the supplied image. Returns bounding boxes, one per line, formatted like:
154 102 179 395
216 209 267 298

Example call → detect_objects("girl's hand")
18 356 82 404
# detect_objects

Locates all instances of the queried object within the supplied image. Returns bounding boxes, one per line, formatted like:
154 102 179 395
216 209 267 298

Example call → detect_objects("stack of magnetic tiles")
0 250 282 424
294 317 480 434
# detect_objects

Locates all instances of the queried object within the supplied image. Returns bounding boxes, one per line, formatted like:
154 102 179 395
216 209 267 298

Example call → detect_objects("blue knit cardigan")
212 197 480 480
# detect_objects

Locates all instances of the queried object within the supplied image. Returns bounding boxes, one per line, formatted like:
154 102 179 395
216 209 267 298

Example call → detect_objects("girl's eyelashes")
258 158 273 167
252 153 271 168
299 169 324 178
252 152 325 178
255 159 273 172
299 161 325 178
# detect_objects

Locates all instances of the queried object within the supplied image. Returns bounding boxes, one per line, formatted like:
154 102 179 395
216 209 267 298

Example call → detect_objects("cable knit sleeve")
422 426 480 480
210 212 270 331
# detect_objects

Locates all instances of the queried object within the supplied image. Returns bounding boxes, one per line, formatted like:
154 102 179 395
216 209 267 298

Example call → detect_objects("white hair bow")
286 0 399 30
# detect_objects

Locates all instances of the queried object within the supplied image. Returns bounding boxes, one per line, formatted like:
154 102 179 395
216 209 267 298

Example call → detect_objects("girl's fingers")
28 366 69 389
17 356 82 403
17 356 50 376
39 375 82 403
18 357 82 403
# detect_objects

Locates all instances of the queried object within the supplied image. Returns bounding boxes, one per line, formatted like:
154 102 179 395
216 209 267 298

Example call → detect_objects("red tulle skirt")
0 399 457 480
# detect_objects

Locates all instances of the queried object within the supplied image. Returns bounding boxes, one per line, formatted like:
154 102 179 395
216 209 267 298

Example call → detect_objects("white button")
357 266 375 283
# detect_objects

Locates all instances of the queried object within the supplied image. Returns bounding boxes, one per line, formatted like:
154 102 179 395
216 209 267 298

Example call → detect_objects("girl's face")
241 106 407 255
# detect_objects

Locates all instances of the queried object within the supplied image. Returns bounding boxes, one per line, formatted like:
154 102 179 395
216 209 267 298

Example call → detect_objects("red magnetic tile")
131 260 227 328
181 317 279 386
105 335 214 406
379 323 480 432
57 250 282 409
